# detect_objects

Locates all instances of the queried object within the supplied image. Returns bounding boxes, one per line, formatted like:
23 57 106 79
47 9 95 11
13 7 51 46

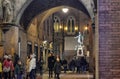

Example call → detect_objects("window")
27 42 32 56
67 16 76 33
54 16 60 32
34 44 38 61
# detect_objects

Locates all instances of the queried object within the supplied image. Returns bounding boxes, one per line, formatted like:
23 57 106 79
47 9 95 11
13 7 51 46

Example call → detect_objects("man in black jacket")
48 53 55 78
62 59 67 73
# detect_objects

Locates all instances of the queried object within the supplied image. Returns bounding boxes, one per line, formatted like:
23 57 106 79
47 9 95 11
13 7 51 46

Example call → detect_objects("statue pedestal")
76 45 84 57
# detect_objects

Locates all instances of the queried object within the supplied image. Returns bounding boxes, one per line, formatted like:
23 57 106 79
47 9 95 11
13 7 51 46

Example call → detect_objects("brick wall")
99 0 120 79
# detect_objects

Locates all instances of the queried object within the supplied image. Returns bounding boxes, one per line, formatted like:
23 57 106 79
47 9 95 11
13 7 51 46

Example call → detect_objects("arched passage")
14 0 98 79
18 0 91 30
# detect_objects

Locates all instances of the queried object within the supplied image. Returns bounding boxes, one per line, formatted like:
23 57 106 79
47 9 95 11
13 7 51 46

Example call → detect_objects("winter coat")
48 56 55 68
15 64 23 75
54 61 61 74
62 59 67 67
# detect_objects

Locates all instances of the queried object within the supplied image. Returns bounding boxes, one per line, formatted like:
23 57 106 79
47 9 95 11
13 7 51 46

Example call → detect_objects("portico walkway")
36 71 93 79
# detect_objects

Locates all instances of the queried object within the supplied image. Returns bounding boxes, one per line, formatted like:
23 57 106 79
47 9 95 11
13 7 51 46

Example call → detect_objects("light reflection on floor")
37 73 93 79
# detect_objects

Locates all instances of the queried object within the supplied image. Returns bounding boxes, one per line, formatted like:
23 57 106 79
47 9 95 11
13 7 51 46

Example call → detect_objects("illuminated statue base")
75 45 84 57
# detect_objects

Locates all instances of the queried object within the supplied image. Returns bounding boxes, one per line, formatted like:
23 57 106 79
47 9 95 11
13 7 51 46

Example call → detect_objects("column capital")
0 23 19 33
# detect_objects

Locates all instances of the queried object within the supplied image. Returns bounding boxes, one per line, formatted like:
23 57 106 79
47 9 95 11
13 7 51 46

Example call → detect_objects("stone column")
95 13 99 79
0 23 19 56
19 26 27 63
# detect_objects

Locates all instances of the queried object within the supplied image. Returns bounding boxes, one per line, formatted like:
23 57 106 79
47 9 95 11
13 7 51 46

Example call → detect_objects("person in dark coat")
48 53 55 78
54 58 61 79
80 57 88 73
76 57 81 73
13 53 19 67
70 58 76 73
38 56 44 75
14 60 23 79
62 59 67 73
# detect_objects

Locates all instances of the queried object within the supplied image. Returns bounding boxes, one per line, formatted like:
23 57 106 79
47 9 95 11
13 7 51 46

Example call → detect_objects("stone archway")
15 0 98 79
16 0 91 29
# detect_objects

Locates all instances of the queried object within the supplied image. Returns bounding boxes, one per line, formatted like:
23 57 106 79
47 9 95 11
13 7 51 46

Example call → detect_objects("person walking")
29 53 36 79
69 58 76 73
8 55 14 79
76 57 81 73
14 60 23 79
54 58 62 79
26 56 30 79
80 57 88 73
48 53 55 78
3 55 10 79
62 59 67 73
38 56 44 76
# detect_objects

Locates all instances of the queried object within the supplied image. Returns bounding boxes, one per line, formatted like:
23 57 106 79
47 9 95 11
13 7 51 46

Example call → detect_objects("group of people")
0 52 65 79
69 56 89 73
26 53 36 79
0 53 21 79
48 53 62 79
0 52 88 79
47 53 89 79
0 53 37 79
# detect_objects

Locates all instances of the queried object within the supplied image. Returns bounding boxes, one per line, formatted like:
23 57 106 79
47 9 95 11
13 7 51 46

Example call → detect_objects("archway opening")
18 0 97 78
25 6 95 78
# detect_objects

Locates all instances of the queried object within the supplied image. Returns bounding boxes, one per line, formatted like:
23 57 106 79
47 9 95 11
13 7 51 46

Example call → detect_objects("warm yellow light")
64 27 68 31
59 25 62 29
84 26 88 30
75 26 78 31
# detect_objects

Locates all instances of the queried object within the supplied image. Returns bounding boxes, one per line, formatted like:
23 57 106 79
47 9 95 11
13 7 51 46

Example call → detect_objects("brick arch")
18 0 90 30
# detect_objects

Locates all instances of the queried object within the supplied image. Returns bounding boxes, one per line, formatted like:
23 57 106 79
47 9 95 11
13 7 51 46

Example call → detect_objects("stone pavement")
36 72 93 79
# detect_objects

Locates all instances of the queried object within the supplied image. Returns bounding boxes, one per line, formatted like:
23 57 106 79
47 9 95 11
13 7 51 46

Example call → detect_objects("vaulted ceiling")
19 0 96 30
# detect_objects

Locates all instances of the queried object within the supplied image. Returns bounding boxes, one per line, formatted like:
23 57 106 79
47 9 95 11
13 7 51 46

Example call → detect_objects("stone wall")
99 0 120 79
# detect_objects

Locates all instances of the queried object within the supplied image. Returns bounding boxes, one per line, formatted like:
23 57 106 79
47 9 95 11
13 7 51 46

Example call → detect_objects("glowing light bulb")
62 8 69 13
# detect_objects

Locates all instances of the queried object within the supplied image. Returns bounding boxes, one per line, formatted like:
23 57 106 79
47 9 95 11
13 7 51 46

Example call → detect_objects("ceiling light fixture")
62 8 69 13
